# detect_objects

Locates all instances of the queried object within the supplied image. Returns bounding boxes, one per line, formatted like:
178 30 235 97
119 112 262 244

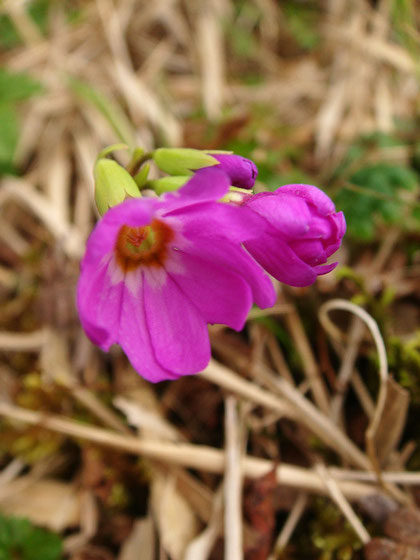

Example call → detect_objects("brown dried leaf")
385 508 420 548
244 467 277 560
364 538 420 560
367 377 409 469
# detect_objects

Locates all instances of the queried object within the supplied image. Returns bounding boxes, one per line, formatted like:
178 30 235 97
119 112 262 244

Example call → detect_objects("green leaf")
335 162 420 240
0 514 62 560
0 0 50 49
0 103 19 171
68 77 135 147
0 68 44 103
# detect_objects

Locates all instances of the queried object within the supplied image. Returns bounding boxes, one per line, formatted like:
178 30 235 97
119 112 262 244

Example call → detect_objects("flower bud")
210 153 258 189
153 148 218 176
243 184 346 287
94 158 141 215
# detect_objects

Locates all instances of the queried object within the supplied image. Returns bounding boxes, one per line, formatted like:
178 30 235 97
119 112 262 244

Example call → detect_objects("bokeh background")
0 1 420 559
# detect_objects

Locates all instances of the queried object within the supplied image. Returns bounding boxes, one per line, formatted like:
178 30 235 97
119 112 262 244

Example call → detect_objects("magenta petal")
171 251 252 330
335 211 346 238
276 184 336 215
167 166 230 203
77 258 122 351
180 235 276 309
290 239 327 266
313 262 338 276
305 215 334 239
244 193 312 238
118 275 178 382
167 200 269 243
143 272 210 375
244 234 317 287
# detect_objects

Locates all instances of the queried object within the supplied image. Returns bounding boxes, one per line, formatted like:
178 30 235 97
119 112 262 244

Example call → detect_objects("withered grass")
0 1 419 558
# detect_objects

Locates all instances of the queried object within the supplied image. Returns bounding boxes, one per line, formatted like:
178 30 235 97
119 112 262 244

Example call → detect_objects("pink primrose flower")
242 184 346 287
77 167 276 382
211 154 258 189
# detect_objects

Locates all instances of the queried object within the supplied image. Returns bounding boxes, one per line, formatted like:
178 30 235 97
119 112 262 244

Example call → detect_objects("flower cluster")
77 149 345 382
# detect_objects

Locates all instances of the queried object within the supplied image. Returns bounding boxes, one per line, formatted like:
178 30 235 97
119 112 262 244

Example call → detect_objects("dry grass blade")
203 360 370 469
196 0 225 119
284 306 330 414
329 317 365 424
0 401 382 500
1 2 418 556
224 396 243 560
315 464 370 545
319 300 409 474
0 179 84 257
269 492 308 558
0 330 47 351
184 489 223 560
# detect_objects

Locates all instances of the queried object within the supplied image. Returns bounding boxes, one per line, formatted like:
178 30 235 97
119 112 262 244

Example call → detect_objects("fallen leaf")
184 490 223 560
114 396 180 441
151 474 199 560
364 537 420 560
0 477 80 531
118 517 155 560
359 493 399 524
366 377 409 470
244 467 277 560
385 508 420 548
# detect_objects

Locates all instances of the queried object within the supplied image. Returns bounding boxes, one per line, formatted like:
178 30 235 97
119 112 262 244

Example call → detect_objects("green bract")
94 158 141 215
153 148 218 176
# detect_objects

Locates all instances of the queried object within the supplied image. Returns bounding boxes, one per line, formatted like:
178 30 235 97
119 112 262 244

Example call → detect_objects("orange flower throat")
115 219 174 271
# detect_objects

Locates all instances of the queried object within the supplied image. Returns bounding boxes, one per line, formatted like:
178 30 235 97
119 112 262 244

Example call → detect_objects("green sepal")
134 163 150 188
96 143 129 161
148 175 190 195
153 148 218 175
94 158 141 215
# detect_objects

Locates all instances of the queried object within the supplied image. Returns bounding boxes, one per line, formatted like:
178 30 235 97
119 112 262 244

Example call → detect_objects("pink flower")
77 168 275 382
211 154 258 189
242 184 346 287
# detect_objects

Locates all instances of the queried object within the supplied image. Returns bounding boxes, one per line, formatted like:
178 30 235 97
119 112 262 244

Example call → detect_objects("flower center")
115 219 174 271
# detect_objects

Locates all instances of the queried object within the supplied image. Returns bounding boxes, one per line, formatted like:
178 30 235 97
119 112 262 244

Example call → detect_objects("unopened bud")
153 148 218 175
94 159 140 215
